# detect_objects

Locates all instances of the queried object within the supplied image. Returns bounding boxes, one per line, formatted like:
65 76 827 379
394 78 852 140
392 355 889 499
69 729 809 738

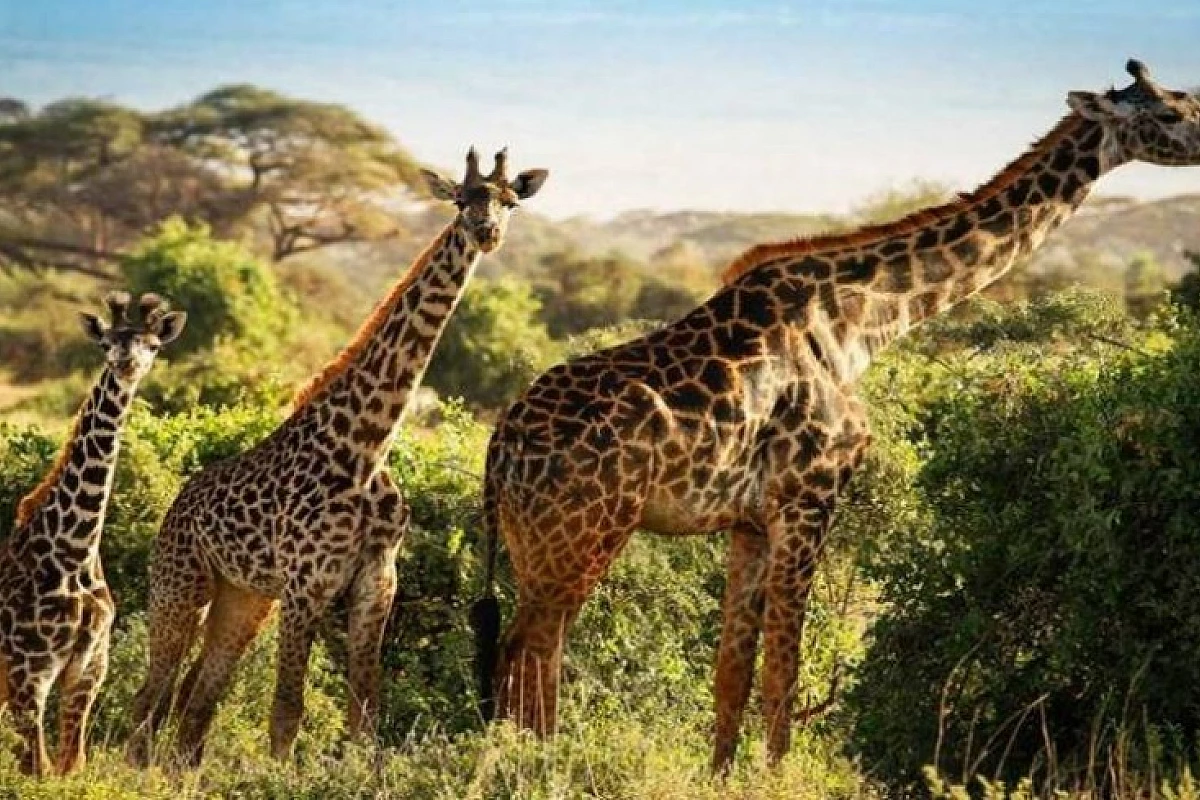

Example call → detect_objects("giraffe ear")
153 311 188 345
80 312 109 344
511 169 549 200
1067 90 1126 121
421 169 459 202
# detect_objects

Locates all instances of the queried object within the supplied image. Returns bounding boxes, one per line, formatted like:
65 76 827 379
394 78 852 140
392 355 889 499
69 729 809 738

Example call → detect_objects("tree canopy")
0 86 424 276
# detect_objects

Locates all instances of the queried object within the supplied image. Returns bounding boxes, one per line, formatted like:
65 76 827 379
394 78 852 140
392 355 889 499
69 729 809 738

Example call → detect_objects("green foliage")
0 423 58 529
119 218 296 357
140 339 295 412
1125 251 1168 319
115 219 309 413
1170 251 1200 312
851 305 1200 788
0 401 282 610
531 248 709 338
919 287 1134 353
535 250 649 337
424 279 560 409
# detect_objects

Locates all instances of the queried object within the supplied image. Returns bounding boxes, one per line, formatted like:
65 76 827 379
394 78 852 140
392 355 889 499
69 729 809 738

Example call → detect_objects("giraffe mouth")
112 359 138 379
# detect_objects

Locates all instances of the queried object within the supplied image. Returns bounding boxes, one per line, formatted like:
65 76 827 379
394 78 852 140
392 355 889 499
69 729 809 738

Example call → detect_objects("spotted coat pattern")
481 61 1200 771
126 149 548 767
0 294 184 777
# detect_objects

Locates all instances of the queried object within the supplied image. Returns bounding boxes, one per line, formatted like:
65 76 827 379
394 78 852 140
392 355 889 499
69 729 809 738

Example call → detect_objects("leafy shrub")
424 279 561 410
851 306 1200 788
119 218 297 358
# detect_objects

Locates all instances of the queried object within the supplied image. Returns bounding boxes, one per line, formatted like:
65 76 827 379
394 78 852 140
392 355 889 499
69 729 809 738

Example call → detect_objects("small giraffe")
474 60 1200 771
126 148 548 767
0 293 186 777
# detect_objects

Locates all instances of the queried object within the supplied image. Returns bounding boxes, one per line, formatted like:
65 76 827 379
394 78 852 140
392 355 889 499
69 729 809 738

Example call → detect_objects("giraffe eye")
1154 109 1184 124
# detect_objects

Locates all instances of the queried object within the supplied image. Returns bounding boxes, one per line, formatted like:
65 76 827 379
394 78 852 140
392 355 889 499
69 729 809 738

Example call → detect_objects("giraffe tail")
469 435 503 723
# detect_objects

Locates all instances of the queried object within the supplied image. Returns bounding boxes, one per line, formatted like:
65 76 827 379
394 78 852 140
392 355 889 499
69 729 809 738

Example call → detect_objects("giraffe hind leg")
712 525 768 773
494 508 636 737
346 551 398 740
346 471 406 739
495 601 580 736
173 579 275 768
127 547 212 768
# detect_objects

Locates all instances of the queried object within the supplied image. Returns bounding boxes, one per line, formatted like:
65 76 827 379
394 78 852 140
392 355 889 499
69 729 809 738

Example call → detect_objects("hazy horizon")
4 0 1199 219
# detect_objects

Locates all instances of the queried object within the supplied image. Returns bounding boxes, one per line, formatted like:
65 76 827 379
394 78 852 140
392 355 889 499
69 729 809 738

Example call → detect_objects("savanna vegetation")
3 86 1200 799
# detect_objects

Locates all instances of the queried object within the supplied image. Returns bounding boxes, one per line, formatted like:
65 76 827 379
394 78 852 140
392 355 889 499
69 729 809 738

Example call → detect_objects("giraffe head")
420 147 549 253
80 292 187 385
1068 59 1200 167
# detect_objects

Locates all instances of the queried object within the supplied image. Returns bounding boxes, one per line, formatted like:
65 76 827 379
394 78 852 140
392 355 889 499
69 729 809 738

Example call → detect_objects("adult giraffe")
127 148 548 767
474 60 1200 770
1 293 186 776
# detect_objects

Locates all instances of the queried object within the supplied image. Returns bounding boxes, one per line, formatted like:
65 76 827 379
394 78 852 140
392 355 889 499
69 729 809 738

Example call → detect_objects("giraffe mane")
287 225 455 417
14 401 86 528
720 113 1086 285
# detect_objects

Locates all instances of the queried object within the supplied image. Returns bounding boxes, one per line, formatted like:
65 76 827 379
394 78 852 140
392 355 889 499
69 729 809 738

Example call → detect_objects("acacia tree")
149 85 423 260
0 98 146 276
0 86 423 275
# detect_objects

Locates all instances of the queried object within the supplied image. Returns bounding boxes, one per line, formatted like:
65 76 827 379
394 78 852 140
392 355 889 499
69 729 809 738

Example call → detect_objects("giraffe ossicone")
126 147 548 768
476 59 1200 772
0 292 185 777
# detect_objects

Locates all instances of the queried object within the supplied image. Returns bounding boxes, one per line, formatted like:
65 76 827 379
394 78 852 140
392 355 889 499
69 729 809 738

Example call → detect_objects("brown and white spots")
1 292 185 777
127 148 548 768
477 59 1200 773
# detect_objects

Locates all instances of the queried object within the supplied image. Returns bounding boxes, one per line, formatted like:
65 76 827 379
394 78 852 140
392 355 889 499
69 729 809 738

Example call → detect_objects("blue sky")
2 0 1199 218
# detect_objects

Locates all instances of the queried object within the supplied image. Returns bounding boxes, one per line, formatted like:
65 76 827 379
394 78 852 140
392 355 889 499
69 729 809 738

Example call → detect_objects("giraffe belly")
640 461 758 535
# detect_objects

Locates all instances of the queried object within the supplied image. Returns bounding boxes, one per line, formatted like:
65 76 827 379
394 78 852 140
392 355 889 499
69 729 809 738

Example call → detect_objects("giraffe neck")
18 368 137 559
775 114 1116 382
293 222 482 476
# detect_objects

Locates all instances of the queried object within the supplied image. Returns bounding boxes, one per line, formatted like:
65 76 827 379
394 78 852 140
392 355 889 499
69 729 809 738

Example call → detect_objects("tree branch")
0 234 126 263
0 235 122 279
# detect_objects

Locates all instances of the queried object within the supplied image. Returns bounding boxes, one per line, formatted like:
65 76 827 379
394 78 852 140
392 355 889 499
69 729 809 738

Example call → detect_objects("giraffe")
125 147 548 768
473 60 1200 771
0 293 186 777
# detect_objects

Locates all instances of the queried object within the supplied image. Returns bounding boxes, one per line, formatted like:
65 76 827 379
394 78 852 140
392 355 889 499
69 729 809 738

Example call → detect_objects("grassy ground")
0 717 879 800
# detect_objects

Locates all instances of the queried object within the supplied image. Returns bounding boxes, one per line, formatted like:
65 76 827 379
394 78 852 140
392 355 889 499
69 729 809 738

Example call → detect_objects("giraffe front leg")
712 524 768 773
5 655 54 778
56 595 116 775
760 503 827 765
346 472 408 740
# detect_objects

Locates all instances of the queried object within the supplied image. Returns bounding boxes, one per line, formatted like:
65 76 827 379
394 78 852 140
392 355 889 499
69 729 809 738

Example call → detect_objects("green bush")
424 279 560 410
851 306 1200 789
0 401 283 611
119 218 297 358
